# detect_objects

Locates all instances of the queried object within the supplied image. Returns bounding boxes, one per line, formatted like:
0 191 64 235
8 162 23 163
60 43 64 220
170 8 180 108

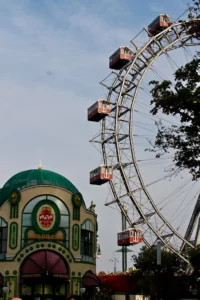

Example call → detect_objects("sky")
0 0 197 273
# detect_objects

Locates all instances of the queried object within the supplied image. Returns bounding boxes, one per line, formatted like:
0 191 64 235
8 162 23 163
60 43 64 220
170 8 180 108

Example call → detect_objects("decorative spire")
38 161 43 170
90 200 96 213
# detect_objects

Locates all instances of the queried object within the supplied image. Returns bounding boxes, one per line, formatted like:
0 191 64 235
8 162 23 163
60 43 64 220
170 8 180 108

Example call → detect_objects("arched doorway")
20 250 69 300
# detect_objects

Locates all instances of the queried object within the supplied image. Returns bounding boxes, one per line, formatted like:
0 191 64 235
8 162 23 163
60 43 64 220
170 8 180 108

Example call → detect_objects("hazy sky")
0 0 197 273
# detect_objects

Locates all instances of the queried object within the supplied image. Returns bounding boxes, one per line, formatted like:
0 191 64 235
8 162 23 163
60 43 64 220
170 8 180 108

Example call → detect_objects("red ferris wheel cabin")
88 100 110 122
109 47 133 70
148 14 171 36
90 165 113 185
118 228 142 246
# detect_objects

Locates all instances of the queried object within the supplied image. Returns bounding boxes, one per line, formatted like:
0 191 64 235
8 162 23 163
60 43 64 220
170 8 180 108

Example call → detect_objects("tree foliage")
190 0 200 16
132 246 190 299
132 246 182 276
189 245 200 276
95 287 112 300
148 56 200 180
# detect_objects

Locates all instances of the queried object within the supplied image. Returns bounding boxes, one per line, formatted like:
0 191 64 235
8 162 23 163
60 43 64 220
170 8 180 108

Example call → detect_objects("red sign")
37 205 55 230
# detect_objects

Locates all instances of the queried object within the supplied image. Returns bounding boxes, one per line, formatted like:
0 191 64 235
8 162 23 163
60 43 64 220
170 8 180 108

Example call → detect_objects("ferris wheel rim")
100 18 200 262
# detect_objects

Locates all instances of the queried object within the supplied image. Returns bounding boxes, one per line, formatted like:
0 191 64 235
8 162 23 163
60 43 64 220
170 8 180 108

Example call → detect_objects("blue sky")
0 0 195 272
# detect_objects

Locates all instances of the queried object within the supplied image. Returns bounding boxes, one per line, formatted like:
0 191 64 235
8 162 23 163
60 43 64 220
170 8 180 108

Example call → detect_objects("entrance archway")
20 250 69 300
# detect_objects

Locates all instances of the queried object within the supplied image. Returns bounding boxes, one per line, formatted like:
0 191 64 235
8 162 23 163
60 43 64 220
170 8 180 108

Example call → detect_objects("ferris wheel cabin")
90 165 113 185
148 14 171 36
118 228 142 246
109 47 133 70
88 100 110 122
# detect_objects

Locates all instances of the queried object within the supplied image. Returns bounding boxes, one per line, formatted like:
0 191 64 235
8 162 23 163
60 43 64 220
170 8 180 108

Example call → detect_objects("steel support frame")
92 19 200 264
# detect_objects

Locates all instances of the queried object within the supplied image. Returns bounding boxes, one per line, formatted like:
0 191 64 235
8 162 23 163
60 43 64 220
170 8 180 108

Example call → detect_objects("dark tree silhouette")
148 55 200 180
132 246 190 299
132 246 182 276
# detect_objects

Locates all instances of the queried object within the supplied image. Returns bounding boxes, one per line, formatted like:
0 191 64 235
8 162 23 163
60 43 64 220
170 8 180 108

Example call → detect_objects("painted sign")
21 274 68 279
37 205 55 231
53 274 68 279
28 233 64 240
32 200 60 234
21 274 41 278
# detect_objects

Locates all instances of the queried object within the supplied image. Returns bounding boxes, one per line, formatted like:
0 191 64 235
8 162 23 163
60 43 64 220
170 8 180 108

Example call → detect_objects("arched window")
0 217 7 259
21 195 69 248
81 220 94 262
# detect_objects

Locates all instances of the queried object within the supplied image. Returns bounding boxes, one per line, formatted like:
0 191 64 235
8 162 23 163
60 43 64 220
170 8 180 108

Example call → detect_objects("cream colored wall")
0 186 97 259
0 261 19 274
0 186 97 299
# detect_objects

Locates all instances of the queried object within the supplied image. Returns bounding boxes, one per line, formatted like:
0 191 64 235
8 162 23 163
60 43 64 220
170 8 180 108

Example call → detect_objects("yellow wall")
0 185 97 299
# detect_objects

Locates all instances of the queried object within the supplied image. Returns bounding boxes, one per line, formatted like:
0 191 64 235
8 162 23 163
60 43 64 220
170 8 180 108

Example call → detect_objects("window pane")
85 221 90 231
81 229 93 257
90 222 94 232
22 214 32 226
24 196 46 213
81 242 84 251
0 218 6 227
47 196 69 214
1 220 6 227
60 215 69 228
21 227 27 236
22 195 70 247
2 240 7 253
1 228 7 253
24 195 69 215
64 229 69 241
2 228 7 240
82 220 94 232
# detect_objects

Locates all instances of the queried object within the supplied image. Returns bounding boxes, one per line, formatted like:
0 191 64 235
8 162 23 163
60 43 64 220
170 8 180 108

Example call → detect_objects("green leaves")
189 245 200 270
132 246 189 299
132 246 181 276
148 56 200 180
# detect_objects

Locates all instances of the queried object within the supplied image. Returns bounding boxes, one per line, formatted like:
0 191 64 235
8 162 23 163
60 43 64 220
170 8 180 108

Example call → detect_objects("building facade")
0 167 98 300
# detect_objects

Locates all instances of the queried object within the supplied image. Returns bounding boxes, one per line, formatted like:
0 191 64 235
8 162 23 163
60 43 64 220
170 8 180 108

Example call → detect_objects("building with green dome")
0 166 99 300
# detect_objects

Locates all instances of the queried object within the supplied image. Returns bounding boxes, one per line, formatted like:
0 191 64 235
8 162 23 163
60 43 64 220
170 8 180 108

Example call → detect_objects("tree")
95 287 112 300
133 246 182 276
189 245 200 269
132 269 156 296
190 0 200 17
186 246 200 298
189 245 200 277
132 246 189 299
148 55 200 180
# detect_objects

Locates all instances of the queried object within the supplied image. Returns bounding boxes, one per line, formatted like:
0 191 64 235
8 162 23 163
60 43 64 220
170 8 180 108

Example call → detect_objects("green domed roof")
0 169 83 207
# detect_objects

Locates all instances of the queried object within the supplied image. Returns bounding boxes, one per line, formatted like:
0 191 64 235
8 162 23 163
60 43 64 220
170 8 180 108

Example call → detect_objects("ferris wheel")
88 11 200 264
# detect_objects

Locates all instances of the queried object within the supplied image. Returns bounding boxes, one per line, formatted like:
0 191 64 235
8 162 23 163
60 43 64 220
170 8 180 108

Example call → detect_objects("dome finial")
38 161 43 170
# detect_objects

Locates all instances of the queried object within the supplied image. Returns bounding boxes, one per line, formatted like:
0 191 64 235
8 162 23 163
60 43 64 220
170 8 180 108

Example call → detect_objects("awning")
82 271 101 287
20 250 69 281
